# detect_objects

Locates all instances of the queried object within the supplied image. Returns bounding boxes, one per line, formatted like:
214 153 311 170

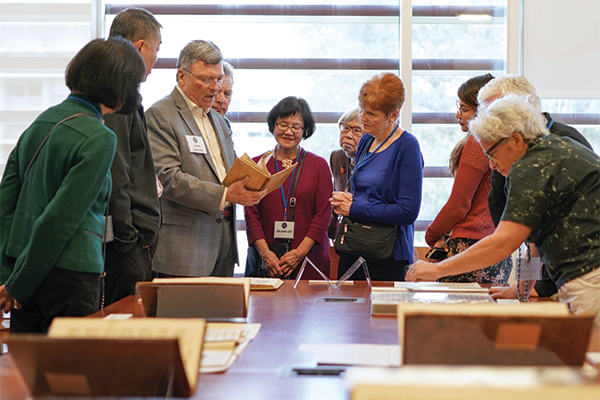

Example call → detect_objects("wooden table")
1 281 598 399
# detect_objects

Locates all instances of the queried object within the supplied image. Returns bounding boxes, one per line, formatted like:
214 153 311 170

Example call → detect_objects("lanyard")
547 118 555 130
68 94 102 120
350 123 400 192
274 147 302 221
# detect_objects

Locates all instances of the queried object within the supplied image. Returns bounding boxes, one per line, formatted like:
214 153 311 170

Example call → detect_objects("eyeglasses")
276 122 304 134
485 137 508 161
456 100 475 117
183 69 223 87
339 123 363 137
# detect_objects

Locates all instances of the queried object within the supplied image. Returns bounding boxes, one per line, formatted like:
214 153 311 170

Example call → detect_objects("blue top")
350 131 423 263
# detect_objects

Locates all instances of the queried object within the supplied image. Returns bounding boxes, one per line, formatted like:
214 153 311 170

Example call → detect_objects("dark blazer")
104 105 161 252
328 149 352 239
146 87 237 277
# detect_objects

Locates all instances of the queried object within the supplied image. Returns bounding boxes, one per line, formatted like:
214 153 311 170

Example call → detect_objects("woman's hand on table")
330 191 353 216
489 283 539 300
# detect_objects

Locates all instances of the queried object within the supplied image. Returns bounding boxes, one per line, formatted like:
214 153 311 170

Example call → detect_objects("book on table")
6 317 206 397
347 365 600 400
222 152 296 194
371 285 494 316
250 277 284 290
137 277 250 318
397 302 594 366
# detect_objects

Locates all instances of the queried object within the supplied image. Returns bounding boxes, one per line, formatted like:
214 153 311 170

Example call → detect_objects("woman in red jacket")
424 74 512 283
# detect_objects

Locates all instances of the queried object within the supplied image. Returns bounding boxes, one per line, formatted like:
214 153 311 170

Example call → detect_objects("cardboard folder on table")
137 277 250 318
6 318 206 397
222 152 295 194
397 302 594 366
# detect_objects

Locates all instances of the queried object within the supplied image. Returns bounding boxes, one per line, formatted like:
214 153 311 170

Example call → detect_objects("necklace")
516 244 530 302
282 159 294 169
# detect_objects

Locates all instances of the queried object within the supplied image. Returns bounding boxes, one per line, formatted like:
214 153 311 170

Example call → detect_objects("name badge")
274 221 294 239
185 135 207 154
518 256 542 280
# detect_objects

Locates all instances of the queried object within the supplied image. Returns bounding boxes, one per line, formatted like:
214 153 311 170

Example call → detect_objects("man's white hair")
470 94 549 144
478 74 543 112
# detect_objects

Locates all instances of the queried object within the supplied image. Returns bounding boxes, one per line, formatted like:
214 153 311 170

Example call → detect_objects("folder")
6 318 206 397
397 302 594 366
137 277 250 318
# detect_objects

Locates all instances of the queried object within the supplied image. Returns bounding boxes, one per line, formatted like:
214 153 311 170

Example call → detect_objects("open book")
222 152 296 194
250 277 284 290
397 302 593 366
201 322 261 373
371 286 493 316
137 277 250 318
7 317 206 397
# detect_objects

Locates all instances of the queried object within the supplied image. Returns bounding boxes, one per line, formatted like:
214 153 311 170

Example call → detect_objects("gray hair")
223 61 234 83
338 106 360 124
109 7 162 44
477 74 543 112
470 95 549 144
176 40 223 79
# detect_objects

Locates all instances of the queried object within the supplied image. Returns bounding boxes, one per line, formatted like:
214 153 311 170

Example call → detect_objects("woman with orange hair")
330 72 423 281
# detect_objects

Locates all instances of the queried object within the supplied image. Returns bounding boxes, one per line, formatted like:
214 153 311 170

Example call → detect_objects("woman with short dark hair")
245 96 332 279
331 73 423 281
0 37 145 332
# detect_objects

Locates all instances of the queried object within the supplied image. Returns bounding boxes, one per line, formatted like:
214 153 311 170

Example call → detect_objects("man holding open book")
146 40 266 278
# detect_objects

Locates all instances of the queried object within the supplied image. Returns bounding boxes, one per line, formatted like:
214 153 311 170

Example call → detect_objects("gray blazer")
146 87 237 276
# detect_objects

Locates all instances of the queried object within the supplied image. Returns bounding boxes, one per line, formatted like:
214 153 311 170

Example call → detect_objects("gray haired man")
146 40 265 278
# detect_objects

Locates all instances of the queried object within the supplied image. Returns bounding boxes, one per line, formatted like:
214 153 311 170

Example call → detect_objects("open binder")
137 277 250 318
397 302 594 366
6 318 206 397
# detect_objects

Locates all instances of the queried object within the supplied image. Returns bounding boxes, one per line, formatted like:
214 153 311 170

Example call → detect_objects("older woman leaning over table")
407 95 600 328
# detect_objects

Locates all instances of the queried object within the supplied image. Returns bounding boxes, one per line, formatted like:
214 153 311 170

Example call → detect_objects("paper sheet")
298 343 401 367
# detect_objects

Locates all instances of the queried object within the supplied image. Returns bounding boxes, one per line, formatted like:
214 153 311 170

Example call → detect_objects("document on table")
200 323 261 373
298 343 401 367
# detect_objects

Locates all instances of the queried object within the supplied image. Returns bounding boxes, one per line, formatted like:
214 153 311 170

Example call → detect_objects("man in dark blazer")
103 8 163 306
146 40 265 278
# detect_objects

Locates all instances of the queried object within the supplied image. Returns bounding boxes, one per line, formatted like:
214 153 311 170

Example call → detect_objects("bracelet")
261 250 274 260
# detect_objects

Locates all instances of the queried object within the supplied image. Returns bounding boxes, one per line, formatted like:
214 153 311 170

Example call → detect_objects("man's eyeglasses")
276 122 304 134
339 123 363 137
485 137 508 161
183 69 223 87
456 100 475 117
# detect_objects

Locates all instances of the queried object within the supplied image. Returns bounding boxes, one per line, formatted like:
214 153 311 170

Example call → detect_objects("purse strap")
23 113 95 181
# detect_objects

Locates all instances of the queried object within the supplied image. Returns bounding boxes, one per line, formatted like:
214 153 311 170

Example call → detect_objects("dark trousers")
104 240 155 306
10 268 101 333
337 253 409 281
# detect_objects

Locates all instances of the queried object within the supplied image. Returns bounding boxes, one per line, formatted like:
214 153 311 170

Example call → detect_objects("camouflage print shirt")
502 134 600 289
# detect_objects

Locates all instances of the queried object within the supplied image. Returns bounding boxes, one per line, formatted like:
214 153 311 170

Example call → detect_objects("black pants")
104 240 155 306
337 253 409 281
10 268 101 333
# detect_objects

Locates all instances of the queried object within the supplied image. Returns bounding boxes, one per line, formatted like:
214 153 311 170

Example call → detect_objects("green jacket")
0 94 116 302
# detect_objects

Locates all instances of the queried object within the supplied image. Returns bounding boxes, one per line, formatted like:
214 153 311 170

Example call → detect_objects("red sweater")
244 150 332 279
425 135 495 247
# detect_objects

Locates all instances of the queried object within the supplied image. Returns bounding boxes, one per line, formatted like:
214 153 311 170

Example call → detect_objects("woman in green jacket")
0 37 145 332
